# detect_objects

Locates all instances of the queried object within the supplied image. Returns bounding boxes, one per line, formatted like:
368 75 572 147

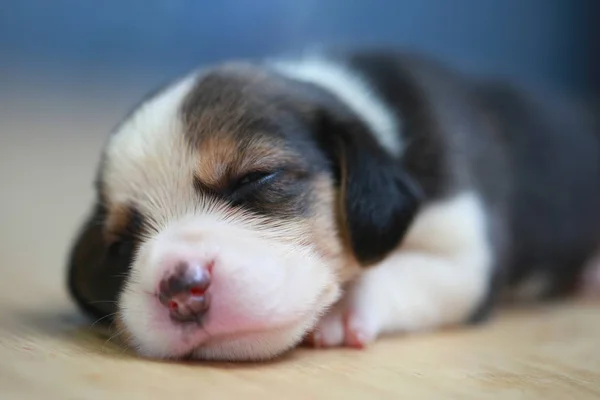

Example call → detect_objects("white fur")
270 54 403 156
313 191 493 346
104 71 201 218
104 76 340 361
120 214 339 360
101 59 492 359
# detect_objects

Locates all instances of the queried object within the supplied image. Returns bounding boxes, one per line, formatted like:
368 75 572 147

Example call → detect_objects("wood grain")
1 86 599 400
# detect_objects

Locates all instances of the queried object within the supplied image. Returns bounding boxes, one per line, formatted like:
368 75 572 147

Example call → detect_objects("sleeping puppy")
67 49 600 361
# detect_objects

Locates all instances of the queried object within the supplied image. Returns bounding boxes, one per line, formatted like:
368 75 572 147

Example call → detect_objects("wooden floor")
1 82 599 400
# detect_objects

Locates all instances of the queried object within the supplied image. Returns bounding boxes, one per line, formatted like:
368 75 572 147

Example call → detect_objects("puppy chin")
116 215 341 361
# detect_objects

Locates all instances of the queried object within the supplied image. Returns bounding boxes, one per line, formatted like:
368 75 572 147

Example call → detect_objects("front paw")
302 302 377 349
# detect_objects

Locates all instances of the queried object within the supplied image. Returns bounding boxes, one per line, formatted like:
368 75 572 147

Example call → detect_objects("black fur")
310 104 424 266
477 83 600 299
68 48 600 328
180 65 425 265
329 50 600 319
67 204 140 322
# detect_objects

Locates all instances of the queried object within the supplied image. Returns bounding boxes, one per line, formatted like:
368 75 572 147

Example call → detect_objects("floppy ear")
67 204 130 323
315 110 423 266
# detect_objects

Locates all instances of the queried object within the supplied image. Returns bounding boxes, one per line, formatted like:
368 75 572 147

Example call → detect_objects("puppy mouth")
117 225 340 360
176 286 341 360
168 315 311 360
120 289 309 356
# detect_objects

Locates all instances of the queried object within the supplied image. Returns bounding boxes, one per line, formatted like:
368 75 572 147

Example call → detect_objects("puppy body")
68 49 600 360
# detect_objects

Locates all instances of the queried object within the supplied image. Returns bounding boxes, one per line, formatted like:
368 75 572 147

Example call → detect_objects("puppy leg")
306 191 495 348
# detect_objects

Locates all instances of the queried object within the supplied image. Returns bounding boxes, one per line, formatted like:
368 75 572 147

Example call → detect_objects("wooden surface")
1 83 599 400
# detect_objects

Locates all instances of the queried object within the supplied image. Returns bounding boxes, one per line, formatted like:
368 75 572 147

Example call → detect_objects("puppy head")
67 62 421 361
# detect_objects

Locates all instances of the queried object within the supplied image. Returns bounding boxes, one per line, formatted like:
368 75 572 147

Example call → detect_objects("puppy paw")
303 304 377 349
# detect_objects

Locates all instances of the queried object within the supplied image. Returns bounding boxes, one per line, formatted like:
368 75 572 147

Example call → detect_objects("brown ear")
313 110 423 266
66 204 131 323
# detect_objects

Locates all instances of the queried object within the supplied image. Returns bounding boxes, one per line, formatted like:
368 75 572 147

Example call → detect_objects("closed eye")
233 170 279 190
229 170 280 203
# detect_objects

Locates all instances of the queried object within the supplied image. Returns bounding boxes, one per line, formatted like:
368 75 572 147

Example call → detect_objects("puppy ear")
315 111 423 266
67 204 130 322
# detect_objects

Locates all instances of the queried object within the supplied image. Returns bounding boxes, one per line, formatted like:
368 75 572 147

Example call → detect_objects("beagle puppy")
67 49 600 361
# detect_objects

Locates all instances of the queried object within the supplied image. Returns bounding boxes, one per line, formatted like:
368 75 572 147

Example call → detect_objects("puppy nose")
158 261 212 323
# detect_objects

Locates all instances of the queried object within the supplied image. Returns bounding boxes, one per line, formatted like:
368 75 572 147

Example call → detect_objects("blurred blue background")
0 0 598 96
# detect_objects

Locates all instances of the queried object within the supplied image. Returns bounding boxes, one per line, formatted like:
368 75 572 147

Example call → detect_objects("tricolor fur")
67 49 600 361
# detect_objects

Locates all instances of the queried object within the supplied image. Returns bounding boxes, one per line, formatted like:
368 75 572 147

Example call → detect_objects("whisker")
110 273 130 279
117 275 140 286
91 312 119 329
116 342 134 356
102 322 138 356
102 328 126 351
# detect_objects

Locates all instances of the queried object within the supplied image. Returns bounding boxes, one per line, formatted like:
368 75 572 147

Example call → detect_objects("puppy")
67 49 600 361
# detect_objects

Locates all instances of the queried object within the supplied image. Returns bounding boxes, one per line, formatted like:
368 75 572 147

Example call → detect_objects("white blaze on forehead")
269 54 402 156
103 72 201 227
100 65 345 362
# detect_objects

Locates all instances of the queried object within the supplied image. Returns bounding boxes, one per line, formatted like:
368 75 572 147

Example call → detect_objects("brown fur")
69 63 373 361
308 174 361 283
104 204 131 242
194 134 298 192
177 67 361 284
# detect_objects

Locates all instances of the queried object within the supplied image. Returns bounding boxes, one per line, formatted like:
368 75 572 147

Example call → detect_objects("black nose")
158 262 212 323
